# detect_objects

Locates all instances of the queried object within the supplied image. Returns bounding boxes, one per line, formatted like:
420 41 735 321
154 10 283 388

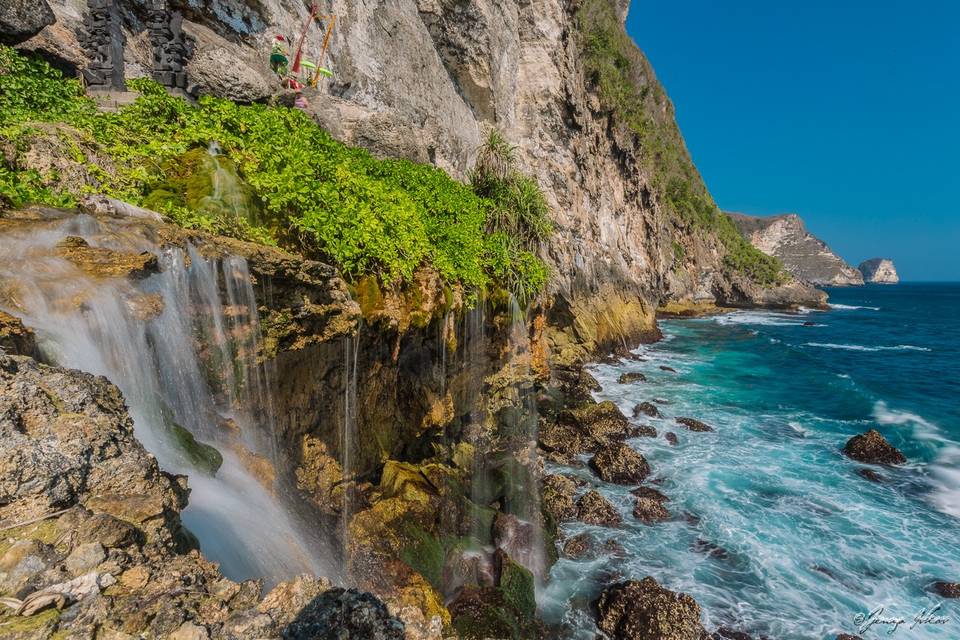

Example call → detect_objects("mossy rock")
379 461 435 504
353 275 385 319
450 587 521 640
170 422 223 476
0 608 60 638
497 552 536 620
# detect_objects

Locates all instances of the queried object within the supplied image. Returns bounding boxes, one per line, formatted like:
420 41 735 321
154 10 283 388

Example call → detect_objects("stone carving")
79 0 126 90
147 2 188 89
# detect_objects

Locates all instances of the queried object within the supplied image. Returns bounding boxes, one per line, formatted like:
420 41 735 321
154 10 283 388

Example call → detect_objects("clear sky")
625 0 959 280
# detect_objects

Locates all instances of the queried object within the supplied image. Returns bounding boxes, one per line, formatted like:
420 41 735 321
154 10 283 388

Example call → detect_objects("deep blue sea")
543 283 960 639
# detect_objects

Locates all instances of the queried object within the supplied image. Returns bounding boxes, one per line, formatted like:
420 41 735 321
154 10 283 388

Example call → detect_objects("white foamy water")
829 303 881 311
805 342 932 352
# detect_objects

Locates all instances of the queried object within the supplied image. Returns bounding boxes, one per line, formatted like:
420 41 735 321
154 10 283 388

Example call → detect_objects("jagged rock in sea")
594 577 706 640
575 490 621 526
858 258 899 284
728 212 864 286
843 429 906 465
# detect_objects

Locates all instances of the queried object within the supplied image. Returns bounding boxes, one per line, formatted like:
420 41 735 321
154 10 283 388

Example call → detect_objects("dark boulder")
932 581 960 598
542 474 578 522
843 429 906 464
562 533 592 558
618 372 647 384
665 432 679 446
281 588 405 639
633 497 670 524
542 400 633 456
633 402 661 418
0 0 55 45
626 424 657 438
576 490 621 526
594 577 706 640
660 365 677 373
676 417 714 433
835 635 864 640
589 443 651 485
711 628 755 640
691 538 730 561
857 468 883 483
631 486 669 503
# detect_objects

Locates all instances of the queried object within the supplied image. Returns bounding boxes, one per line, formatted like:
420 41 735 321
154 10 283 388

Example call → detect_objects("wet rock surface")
0 310 36 357
843 429 906 464
594 577 707 640
542 474 578 523
665 432 679 446
281 588 405 639
633 401 661 418
589 442 651 484
576 490 621 526
55 235 159 279
932 581 960 598
632 497 670 523
676 417 715 433
618 372 647 384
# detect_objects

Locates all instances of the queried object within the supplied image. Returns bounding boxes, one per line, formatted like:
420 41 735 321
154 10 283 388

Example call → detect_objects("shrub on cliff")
0 47 550 301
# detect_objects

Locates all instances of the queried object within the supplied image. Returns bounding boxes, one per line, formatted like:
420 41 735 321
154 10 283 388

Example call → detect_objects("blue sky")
625 0 959 280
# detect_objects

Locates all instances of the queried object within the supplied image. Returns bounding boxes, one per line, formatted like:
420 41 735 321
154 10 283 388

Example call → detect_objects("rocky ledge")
0 351 400 639
858 258 899 284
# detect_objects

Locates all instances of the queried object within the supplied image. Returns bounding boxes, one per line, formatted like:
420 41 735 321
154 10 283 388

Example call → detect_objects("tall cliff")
19 0 824 358
729 212 864 286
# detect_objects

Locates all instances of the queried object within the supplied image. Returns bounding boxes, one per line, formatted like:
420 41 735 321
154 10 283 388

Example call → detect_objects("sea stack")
858 258 899 284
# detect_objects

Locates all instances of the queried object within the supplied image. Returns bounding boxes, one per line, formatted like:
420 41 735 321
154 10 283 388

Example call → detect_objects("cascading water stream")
0 212 334 585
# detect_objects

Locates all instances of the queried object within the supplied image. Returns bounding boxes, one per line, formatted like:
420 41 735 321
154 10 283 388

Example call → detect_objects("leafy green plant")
0 47 553 301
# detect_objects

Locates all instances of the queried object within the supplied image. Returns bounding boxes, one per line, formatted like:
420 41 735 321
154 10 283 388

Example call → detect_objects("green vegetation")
0 47 551 301
574 0 786 286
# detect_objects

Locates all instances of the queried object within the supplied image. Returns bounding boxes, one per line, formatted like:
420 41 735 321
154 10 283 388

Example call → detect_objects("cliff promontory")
858 258 899 284
729 212 864 286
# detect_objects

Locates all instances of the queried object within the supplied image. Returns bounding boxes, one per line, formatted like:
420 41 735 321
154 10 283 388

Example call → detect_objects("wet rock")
659 365 677 373
843 429 906 464
633 402 661 418
857 468 883 483
0 0 55 45
542 474 577 522
932 581 960 598
543 400 633 455
835 635 864 640
803 321 817 327
595 577 706 640
631 486 669 503
589 442 651 484
55 236 159 280
169 422 223 476
665 432 679 446
633 497 670 524
711 628 755 640
691 538 730 560
0 310 36 357
676 417 714 433
281 588 405 639
627 424 657 438
618 372 647 384
576 490 621 526
79 194 165 222
562 533 592 558
683 512 702 526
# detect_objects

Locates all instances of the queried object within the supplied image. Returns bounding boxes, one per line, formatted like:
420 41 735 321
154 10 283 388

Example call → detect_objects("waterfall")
201 142 255 225
0 212 333 585
340 332 359 576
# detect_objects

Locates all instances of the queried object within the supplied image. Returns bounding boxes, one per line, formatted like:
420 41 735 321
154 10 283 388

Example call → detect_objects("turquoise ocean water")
544 283 960 639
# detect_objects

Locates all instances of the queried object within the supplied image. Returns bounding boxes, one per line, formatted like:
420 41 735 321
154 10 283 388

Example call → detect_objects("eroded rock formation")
729 212 864 286
858 258 899 284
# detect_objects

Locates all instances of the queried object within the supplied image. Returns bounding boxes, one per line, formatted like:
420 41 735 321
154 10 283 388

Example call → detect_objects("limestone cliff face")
26 0 823 357
859 258 899 284
729 212 864 286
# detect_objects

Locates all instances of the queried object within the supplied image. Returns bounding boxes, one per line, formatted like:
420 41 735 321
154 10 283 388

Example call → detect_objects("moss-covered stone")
497 551 536 620
169 422 223 476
